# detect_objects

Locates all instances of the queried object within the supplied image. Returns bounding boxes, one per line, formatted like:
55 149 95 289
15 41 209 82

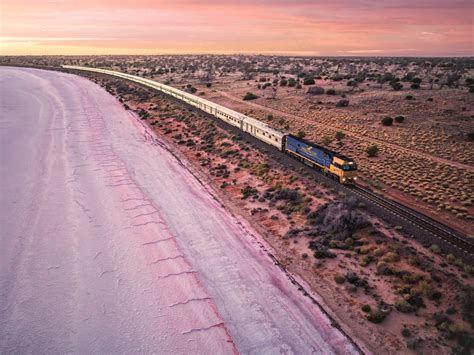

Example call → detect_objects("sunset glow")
1 0 473 56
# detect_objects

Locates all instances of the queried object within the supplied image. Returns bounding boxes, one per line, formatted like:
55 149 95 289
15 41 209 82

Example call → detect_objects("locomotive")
62 65 358 184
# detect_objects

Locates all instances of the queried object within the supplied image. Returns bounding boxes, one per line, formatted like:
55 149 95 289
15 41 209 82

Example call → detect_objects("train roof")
63 65 287 139
287 134 355 162
243 116 286 137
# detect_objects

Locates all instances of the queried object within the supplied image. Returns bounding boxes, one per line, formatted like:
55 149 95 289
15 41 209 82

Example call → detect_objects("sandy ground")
0 67 360 353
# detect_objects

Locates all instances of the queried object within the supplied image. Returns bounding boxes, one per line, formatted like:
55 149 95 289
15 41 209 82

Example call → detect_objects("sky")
1 0 473 56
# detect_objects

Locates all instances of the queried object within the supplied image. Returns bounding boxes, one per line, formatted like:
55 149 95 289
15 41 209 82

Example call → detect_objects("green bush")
401 328 411 337
303 78 315 85
326 88 336 95
336 131 346 141
335 275 346 284
367 145 379 157
241 185 257 199
394 115 405 123
430 244 441 254
243 92 259 100
361 304 371 313
391 82 403 91
395 300 417 313
381 116 393 126
367 309 387 323
297 130 306 138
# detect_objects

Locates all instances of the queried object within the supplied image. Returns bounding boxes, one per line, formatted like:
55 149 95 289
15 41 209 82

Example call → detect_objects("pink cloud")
1 0 473 55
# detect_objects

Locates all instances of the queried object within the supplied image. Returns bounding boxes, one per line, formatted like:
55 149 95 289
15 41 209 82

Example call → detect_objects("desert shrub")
401 328 411 337
361 304 371 313
373 248 385 257
297 130 306 138
395 300 417 313
376 261 394 275
272 188 302 204
243 92 259 100
467 132 474 141
367 309 388 323
280 79 288 86
394 115 405 123
410 83 420 89
334 275 346 284
326 88 336 95
382 251 400 262
307 86 324 95
206 82 212 88
309 242 335 259
186 85 197 94
367 145 379 157
303 78 315 85
381 116 393 126
335 131 345 140
241 185 258 199
405 95 414 100
296 84 302 89
138 108 150 120
253 163 269 176
288 78 297 87
307 198 370 239
391 82 403 91
469 86 474 93
430 244 441 254
336 99 349 107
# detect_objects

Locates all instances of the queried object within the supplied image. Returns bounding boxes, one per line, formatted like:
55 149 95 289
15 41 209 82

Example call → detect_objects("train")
62 65 358 184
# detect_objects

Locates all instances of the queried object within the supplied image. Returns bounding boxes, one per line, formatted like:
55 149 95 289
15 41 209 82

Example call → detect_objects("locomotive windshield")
342 162 357 171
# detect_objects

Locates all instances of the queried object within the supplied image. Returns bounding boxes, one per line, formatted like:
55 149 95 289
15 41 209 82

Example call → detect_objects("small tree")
336 99 349 107
381 117 393 126
335 131 345 140
243 92 259 100
367 145 379 157
395 115 405 123
391 82 403 91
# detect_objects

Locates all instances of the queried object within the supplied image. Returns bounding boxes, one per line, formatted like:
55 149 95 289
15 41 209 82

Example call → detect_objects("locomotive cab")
330 157 358 184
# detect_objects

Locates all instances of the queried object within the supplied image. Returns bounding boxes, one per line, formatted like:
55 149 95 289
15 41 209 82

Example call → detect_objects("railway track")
348 185 474 257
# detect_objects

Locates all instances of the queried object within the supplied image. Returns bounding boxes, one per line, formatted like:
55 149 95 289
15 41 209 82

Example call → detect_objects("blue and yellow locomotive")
284 135 358 184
